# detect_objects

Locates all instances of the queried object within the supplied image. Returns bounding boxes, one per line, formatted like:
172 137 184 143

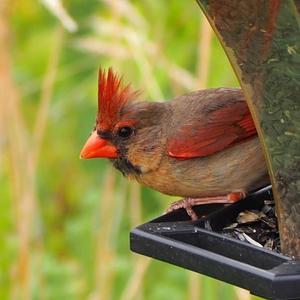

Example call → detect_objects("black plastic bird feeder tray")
130 186 300 300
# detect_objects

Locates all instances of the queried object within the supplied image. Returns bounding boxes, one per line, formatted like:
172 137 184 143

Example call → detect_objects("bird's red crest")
97 67 138 130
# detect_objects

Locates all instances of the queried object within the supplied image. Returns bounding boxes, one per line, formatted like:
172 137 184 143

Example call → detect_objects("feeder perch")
131 187 300 300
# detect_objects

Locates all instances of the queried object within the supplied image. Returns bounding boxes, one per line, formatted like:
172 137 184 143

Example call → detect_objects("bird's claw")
166 198 199 220
166 193 245 221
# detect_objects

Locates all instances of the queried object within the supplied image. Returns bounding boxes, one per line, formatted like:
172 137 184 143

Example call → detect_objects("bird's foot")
166 192 246 221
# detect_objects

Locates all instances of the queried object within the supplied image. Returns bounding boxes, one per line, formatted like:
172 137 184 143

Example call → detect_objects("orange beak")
80 131 118 159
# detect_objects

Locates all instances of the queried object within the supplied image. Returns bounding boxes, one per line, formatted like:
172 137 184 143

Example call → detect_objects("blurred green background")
0 0 262 299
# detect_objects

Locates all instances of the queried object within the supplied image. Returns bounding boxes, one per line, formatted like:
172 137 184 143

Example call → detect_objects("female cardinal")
80 68 269 220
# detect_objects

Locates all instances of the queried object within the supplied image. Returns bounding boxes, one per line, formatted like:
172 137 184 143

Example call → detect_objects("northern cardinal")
80 68 269 220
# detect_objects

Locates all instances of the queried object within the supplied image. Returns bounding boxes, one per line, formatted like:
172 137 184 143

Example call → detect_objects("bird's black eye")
117 126 134 139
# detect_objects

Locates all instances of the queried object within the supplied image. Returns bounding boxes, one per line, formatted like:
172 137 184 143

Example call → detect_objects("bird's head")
80 68 166 176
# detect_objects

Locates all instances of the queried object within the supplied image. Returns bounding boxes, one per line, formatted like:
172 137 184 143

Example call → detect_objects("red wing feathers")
167 101 257 159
